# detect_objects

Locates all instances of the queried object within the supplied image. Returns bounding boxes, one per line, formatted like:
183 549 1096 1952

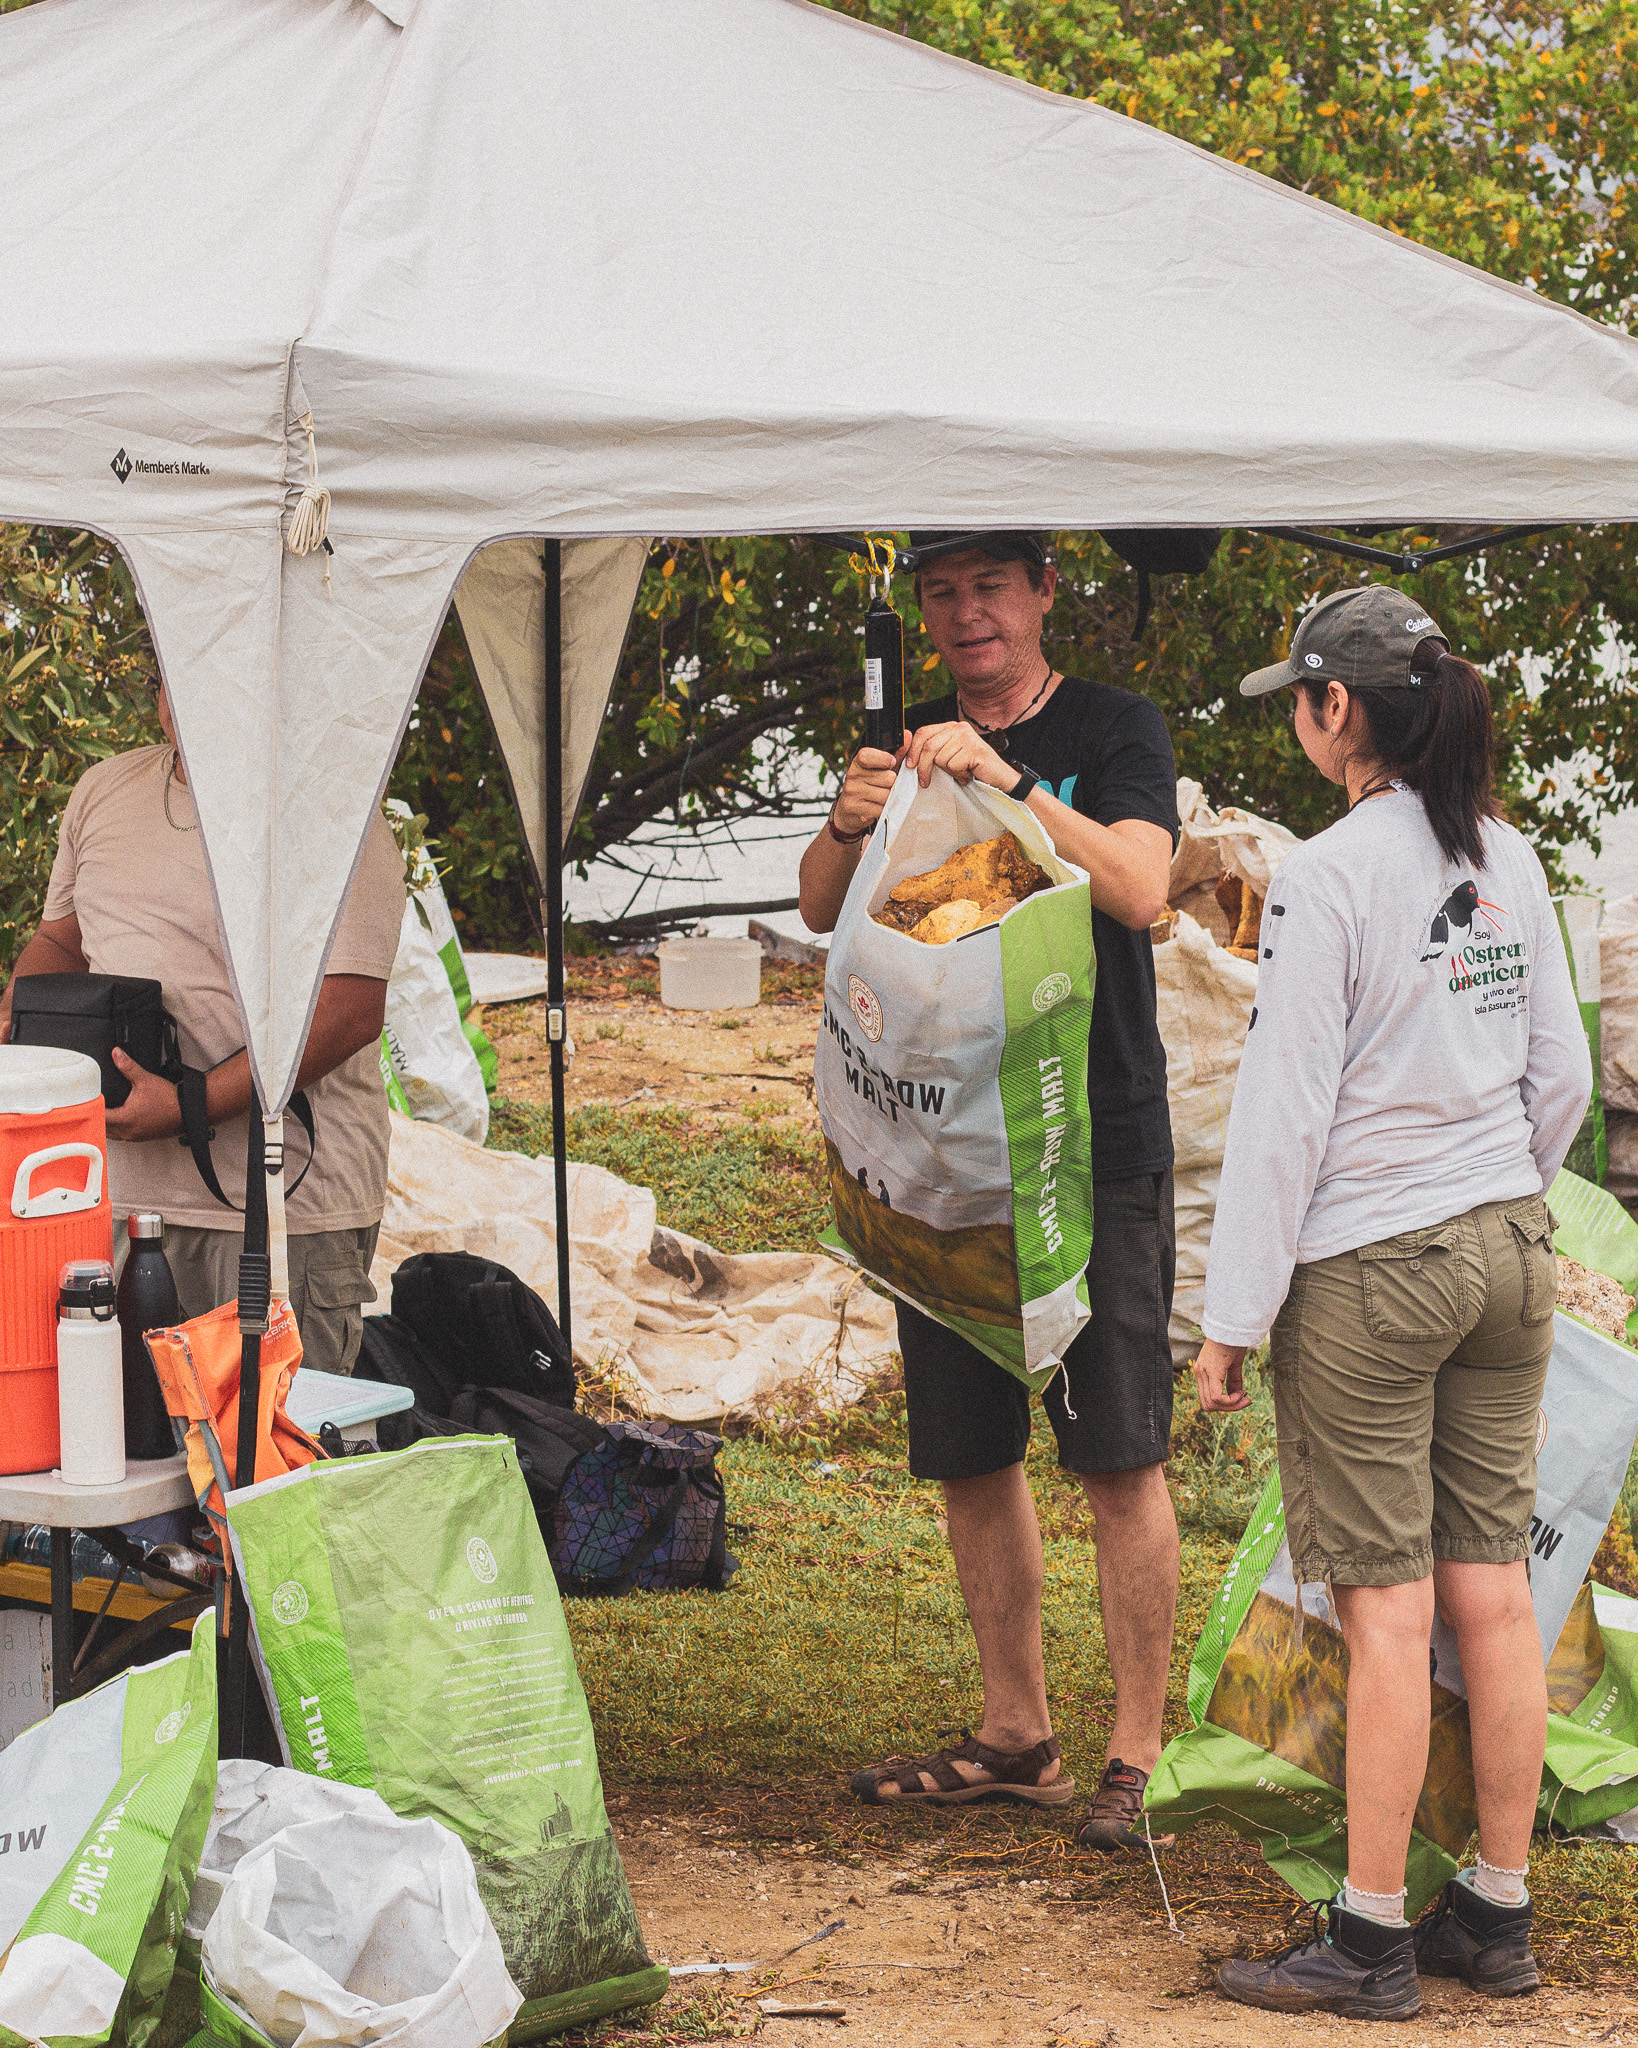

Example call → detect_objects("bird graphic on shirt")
1419 880 1507 961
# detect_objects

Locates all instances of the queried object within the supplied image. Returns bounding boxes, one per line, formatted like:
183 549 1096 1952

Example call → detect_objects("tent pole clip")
547 1006 567 1043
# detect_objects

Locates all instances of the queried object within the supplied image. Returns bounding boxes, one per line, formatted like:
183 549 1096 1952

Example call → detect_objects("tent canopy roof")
5 0 1636 1109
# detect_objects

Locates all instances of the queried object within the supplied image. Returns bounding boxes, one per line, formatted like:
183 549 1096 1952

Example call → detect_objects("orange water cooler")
0 1045 113 1474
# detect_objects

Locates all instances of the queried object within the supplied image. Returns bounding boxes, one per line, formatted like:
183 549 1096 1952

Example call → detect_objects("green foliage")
0 526 158 969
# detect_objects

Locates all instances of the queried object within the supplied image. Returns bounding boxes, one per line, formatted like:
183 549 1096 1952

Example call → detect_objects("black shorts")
898 1169 1176 1481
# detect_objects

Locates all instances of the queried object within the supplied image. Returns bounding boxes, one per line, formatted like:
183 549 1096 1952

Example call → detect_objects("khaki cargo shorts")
1269 1194 1556 1589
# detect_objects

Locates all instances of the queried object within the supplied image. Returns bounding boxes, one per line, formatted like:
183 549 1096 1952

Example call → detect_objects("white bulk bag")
204 1807 520 2048
186 1760 393 1944
380 893 489 1146
815 764 1093 1387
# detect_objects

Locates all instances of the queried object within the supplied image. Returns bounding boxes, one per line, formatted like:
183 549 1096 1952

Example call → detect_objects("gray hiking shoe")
1217 1899 1421 2020
1413 1878 1539 1996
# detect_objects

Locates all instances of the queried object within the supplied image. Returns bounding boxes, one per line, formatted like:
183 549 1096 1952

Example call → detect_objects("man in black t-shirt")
798 533 1180 1849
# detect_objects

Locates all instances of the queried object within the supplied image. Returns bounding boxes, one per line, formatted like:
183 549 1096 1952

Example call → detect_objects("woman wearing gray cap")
1195 585 1591 2019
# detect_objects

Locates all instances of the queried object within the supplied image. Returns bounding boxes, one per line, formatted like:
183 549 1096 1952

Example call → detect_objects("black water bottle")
116 1213 181 1460
864 596 904 756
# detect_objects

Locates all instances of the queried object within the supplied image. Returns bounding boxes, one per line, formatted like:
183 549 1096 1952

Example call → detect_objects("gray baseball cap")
1240 585 1449 698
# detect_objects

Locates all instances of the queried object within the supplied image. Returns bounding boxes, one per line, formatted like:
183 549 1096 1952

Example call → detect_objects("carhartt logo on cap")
1304 652 1324 669
1405 615 1436 633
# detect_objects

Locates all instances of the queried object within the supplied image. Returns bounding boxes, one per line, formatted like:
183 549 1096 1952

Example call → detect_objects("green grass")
494 1099 1638 1988
490 1099 830 1256
565 1401 1235 1793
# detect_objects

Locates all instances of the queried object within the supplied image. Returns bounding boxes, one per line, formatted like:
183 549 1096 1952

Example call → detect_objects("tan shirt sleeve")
326 810 407 980
41 779 87 922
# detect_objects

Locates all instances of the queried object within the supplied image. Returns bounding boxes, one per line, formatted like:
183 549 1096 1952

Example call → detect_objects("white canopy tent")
8 0 1638 1136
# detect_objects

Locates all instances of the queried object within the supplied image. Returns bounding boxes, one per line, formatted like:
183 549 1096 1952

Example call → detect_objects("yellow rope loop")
846 535 898 603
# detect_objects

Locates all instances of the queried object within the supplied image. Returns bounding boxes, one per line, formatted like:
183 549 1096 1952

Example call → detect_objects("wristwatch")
1009 766 1041 804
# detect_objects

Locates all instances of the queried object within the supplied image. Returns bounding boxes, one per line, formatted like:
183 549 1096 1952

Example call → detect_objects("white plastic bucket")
657 938 762 1011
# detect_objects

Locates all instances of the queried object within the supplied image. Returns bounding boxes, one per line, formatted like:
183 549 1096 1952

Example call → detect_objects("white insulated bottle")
56 1258 126 1488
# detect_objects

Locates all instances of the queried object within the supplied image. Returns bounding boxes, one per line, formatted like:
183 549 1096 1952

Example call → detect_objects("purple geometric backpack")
549 1418 738 1596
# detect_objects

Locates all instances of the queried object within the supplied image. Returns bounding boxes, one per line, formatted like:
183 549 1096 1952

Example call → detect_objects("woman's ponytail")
1301 635 1500 868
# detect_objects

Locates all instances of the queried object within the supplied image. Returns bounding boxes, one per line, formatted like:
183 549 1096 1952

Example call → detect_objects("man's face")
917 550 1056 690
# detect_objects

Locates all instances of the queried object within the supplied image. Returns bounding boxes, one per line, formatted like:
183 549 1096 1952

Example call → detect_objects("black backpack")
389 1252 575 1410
447 1385 606 1519
355 1315 465 1450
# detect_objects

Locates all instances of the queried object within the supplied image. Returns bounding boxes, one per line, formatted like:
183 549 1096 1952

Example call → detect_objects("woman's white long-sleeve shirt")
1202 790 1592 1348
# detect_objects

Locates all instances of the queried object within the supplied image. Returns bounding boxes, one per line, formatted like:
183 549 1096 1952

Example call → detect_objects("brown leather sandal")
1076 1758 1171 1850
850 1729 1074 1808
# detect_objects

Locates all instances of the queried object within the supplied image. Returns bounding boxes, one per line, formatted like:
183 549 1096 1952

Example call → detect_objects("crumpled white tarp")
370 1113 897 1425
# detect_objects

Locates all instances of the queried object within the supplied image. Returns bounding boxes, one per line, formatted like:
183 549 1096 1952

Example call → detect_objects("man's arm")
0 915 90 1040
797 739 905 935
105 973 389 1143
903 723 1170 930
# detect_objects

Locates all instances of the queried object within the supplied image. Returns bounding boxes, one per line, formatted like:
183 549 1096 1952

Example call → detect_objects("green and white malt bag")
224 1436 666 2041
1147 1310 1638 1910
815 764 1094 1389
0 1612 217 2048
1538 1581 1638 1837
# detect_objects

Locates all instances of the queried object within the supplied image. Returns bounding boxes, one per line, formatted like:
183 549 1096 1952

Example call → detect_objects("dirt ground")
483 955 824 1129
612 1803 1638 2046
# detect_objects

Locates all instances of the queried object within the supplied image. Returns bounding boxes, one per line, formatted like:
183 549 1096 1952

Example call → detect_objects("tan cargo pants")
159 1224 380 1377
1269 1193 1557 1589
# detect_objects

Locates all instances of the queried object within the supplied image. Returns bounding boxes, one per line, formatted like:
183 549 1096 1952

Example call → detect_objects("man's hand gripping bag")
815 764 1094 1389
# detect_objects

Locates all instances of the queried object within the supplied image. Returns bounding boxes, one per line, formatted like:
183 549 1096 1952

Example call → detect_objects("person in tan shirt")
0 683 405 1374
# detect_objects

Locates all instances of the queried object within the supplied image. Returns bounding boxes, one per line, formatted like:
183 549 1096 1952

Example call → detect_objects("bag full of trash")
223 1435 667 2041
0 1611 216 2048
1146 1308 1638 1911
1537 1580 1638 1838
814 763 1093 1389
203 1804 518 2048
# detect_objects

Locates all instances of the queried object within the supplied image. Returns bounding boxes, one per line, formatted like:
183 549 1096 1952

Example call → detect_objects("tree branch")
591 668 843 821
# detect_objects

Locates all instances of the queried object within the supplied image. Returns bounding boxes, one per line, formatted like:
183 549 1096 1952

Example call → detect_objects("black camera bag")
8 972 179 1107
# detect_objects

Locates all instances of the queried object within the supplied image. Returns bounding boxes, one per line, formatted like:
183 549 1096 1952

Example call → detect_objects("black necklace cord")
958 659 1057 749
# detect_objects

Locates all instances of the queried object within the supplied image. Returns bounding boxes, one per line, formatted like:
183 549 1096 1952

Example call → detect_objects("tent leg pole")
225 1095 270 1758
541 538 574 1356
266 1116 288 1303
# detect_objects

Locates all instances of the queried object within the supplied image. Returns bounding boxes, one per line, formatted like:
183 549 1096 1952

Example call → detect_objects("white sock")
1343 1880 1408 1927
1463 1858 1528 1908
